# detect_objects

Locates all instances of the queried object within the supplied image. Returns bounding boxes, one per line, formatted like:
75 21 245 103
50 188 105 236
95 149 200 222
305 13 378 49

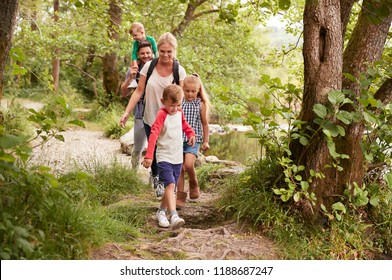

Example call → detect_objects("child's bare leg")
177 166 185 192
162 183 175 212
162 183 185 229
131 60 138 79
128 60 138 88
183 153 199 199
176 167 187 209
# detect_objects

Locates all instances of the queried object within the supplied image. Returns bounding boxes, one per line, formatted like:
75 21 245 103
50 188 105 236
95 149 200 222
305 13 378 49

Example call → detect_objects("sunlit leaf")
328 90 345 105
0 134 23 149
279 0 291 11
313 104 327 118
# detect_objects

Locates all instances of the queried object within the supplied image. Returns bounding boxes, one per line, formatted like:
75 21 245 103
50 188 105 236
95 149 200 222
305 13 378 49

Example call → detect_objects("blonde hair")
163 84 183 103
157 32 177 58
183 73 211 116
129 22 144 34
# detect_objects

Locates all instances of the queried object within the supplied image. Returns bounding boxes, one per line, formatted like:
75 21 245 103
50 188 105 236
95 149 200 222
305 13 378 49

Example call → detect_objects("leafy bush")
85 101 128 139
0 99 146 259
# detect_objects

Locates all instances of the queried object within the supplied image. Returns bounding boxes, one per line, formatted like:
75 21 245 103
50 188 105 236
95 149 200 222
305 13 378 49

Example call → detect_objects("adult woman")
118 32 186 197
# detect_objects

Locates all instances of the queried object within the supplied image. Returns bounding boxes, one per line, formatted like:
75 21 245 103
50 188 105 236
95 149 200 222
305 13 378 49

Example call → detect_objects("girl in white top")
118 32 186 197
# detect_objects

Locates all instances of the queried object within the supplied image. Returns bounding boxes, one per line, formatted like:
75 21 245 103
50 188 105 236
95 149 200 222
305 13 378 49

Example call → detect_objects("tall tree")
291 0 392 221
52 0 60 92
29 4 39 85
102 0 121 99
0 0 19 99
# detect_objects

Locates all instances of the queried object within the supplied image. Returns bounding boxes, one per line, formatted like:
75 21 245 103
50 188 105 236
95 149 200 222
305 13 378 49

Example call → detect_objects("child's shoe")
128 78 138 89
170 214 185 230
155 182 164 198
176 191 187 209
151 174 159 189
156 210 169 228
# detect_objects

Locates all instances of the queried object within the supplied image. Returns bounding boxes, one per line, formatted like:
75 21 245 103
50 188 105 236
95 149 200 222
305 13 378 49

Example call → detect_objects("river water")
203 130 260 164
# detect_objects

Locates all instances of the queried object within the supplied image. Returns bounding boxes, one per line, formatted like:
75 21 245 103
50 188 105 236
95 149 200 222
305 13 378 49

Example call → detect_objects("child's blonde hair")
129 22 144 35
183 73 211 116
163 84 183 103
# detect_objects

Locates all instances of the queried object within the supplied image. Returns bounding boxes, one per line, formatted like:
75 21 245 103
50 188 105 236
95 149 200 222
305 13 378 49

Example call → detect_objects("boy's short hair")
129 22 144 34
163 84 183 103
137 40 152 50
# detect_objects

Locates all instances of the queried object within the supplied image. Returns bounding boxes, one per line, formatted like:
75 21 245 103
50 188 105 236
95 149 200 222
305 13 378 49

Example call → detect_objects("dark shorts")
157 162 182 188
183 142 200 157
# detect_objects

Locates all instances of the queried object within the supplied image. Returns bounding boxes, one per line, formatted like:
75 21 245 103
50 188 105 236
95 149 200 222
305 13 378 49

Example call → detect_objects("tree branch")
374 78 392 105
191 9 220 20
172 0 219 37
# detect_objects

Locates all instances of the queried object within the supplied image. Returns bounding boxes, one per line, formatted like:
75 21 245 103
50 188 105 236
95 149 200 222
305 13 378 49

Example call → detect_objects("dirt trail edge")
31 128 279 260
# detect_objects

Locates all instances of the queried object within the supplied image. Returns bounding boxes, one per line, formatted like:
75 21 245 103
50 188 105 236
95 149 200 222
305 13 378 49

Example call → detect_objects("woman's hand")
118 112 130 128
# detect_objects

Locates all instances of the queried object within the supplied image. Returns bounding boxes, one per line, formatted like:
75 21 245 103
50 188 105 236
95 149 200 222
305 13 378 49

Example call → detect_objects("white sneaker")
152 175 159 189
170 214 185 230
156 210 169 228
156 182 164 198
128 79 138 89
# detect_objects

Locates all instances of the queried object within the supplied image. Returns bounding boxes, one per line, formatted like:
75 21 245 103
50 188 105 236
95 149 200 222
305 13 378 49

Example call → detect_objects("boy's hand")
130 65 138 76
142 158 152 168
202 142 210 151
187 136 196 147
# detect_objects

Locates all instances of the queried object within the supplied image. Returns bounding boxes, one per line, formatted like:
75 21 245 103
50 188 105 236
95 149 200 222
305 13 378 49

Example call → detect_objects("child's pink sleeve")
144 110 167 159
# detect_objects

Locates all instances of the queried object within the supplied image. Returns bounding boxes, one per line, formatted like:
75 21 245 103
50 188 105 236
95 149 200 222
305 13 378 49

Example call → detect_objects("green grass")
84 101 131 139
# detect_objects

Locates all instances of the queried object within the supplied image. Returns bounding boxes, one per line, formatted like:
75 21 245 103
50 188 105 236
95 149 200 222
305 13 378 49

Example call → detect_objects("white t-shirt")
140 60 186 126
145 108 195 164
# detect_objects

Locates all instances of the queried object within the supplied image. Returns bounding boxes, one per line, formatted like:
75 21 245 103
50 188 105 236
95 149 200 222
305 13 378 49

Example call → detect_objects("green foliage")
273 157 321 203
0 123 93 259
217 159 288 228
218 158 392 259
196 163 221 190
78 159 145 205
0 97 147 259
85 101 128 139
0 99 33 137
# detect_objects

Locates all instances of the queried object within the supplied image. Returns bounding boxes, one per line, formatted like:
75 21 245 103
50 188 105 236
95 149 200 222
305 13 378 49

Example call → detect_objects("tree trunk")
30 9 39 85
292 0 392 222
339 0 392 192
291 0 343 221
0 0 19 99
102 0 121 100
52 0 60 92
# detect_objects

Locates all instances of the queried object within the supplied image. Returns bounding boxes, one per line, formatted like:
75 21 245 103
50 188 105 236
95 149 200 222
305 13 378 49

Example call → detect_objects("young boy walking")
142 84 195 229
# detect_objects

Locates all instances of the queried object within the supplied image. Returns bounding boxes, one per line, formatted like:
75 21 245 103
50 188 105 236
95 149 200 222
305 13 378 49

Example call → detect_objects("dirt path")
6 95 279 260
29 127 279 260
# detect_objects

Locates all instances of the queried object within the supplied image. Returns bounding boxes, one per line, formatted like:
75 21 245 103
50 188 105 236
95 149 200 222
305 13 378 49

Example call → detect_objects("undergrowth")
217 158 392 259
0 100 149 259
